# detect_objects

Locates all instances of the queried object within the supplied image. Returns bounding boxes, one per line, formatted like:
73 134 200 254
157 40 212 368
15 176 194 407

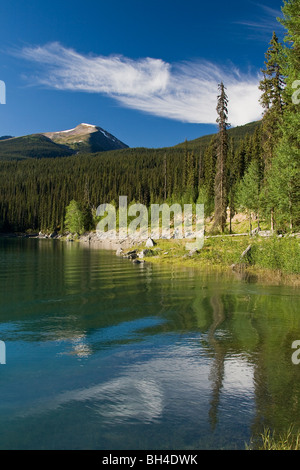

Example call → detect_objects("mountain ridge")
0 120 261 161
0 123 128 160
42 123 129 153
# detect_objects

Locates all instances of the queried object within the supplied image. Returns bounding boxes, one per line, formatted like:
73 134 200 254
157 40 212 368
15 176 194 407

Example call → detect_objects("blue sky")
0 0 285 148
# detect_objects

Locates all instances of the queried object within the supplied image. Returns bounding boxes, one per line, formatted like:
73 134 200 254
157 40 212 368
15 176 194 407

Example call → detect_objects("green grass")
250 236 300 274
130 234 300 284
248 427 300 450
143 235 298 271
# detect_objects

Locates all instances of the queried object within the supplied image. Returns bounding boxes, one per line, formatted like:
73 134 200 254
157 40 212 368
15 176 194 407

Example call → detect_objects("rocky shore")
1 230 299 285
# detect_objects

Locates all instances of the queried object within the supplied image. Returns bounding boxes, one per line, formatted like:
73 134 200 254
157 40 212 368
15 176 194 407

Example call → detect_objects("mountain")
0 120 260 161
0 134 75 160
0 123 128 160
43 123 128 153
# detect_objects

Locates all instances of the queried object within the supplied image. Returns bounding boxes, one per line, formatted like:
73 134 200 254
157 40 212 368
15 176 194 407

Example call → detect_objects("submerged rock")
123 250 138 260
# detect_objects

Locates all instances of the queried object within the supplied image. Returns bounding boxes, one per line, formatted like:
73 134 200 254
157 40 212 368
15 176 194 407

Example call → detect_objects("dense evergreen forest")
0 0 299 235
0 122 263 233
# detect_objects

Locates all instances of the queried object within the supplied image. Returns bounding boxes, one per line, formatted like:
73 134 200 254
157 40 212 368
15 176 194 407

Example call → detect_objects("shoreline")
1 230 299 287
77 231 300 287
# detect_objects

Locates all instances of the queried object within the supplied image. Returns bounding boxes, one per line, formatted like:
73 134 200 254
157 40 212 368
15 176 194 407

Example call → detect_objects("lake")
0 237 299 450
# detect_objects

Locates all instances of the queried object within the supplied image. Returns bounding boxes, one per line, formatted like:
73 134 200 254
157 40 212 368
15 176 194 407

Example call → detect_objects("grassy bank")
248 427 300 450
27 227 299 286
132 235 300 286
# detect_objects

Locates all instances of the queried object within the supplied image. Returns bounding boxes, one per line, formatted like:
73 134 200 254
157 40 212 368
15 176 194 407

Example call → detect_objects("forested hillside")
0 135 75 160
0 120 262 232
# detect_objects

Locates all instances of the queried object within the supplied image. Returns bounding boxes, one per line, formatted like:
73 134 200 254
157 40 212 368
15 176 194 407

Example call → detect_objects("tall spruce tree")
259 31 286 230
259 31 286 167
214 82 230 233
268 0 300 231
278 0 300 108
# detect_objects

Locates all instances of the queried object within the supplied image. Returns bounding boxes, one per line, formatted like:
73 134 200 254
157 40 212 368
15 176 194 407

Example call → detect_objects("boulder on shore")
145 238 156 248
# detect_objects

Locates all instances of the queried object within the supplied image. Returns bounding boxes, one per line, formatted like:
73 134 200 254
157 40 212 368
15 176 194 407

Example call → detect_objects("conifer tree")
214 82 230 232
259 31 286 231
278 0 300 108
204 136 217 216
267 0 300 231
226 137 237 233
237 160 261 233
163 153 167 201
251 126 264 180
259 31 286 168
185 151 196 203
266 112 300 231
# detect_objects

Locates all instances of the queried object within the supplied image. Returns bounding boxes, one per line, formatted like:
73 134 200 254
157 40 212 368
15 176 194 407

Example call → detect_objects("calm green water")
0 237 299 450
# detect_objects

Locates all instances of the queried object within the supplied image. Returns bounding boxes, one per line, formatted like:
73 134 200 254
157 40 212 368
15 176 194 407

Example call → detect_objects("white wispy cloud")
234 2 284 35
18 42 263 126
